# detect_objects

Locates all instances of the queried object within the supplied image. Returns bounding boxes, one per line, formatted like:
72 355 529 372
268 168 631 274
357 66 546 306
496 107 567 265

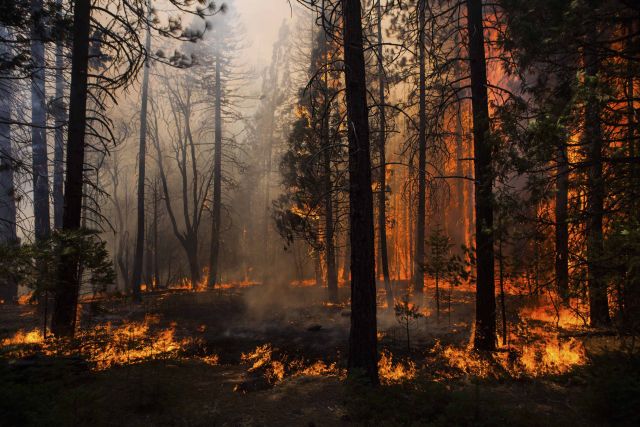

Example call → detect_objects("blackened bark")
131 4 151 302
342 0 379 385
414 0 426 295
377 0 393 308
51 0 91 337
209 51 223 288
466 0 496 351
584 35 610 327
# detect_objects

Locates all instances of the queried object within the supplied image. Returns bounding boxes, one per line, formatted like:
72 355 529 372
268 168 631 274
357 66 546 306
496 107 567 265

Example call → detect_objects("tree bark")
377 0 393 308
51 0 91 337
53 0 66 230
31 0 51 242
466 0 496 351
555 138 569 302
0 29 18 302
584 33 610 327
208 51 223 288
320 30 338 303
342 0 379 385
131 2 151 302
413 0 426 295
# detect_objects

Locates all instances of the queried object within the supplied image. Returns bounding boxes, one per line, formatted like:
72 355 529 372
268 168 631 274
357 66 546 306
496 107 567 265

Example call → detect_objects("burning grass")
0 314 218 371
428 333 587 380
378 350 417 384
239 343 341 387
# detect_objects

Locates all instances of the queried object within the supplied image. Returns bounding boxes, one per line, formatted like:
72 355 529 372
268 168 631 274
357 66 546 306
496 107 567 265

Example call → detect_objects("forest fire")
0 0 638 424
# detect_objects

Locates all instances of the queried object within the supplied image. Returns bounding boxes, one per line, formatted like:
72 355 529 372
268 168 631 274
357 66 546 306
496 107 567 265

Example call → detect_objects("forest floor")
0 282 638 426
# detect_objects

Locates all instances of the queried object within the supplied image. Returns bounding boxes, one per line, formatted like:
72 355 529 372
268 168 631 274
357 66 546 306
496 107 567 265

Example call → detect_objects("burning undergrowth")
426 332 587 379
0 314 218 371
237 343 341 390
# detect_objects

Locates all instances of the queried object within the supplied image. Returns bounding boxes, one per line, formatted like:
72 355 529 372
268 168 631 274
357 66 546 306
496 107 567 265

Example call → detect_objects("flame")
519 300 585 328
519 333 585 375
17 293 33 305
241 344 285 383
240 344 341 385
0 314 219 371
378 350 417 384
290 279 316 287
1 328 43 346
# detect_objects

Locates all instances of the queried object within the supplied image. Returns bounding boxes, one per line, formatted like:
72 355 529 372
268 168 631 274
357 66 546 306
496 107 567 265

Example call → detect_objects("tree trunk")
153 178 159 288
555 139 569 302
320 33 338 303
466 0 496 351
51 0 91 338
0 32 18 302
342 233 351 282
584 34 610 327
413 0 426 295
342 0 379 385
187 238 201 289
31 0 51 242
377 0 393 308
53 0 66 230
209 51 223 288
131 2 151 303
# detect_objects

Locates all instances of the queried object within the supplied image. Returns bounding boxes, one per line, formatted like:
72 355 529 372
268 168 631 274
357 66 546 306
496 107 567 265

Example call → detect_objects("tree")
131 0 152 302
424 224 465 323
583 26 611 327
30 0 51 244
52 0 67 230
50 0 216 336
466 0 496 351
342 0 379 385
50 0 92 337
0 25 18 303
375 0 393 308
413 0 426 295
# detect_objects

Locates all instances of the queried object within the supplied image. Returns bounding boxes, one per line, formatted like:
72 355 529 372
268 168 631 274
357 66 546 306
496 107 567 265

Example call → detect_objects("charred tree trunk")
413 0 426 295
131 4 151 303
584 35 610 328
342 0 379 385
51 0 91 337
377 0 393 308
208 52 223 289
467 0 496 351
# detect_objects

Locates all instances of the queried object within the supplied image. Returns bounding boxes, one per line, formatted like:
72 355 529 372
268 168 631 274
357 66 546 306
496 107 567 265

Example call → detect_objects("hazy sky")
234 0 294 69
